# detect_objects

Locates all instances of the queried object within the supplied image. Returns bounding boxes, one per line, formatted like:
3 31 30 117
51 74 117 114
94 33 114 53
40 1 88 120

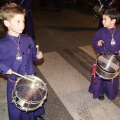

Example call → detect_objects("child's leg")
106 77 119 100
89 76 105 98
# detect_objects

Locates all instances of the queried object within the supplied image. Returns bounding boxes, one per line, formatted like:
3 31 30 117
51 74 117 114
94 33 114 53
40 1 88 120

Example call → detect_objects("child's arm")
0 63 11 75
27 37 43 61
92 30 104 54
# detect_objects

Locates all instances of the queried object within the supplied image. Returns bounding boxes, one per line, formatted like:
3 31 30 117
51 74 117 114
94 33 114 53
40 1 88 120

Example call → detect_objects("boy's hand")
98 40 104 46
36 51 43 59
6 69 13 75
118 50 120 56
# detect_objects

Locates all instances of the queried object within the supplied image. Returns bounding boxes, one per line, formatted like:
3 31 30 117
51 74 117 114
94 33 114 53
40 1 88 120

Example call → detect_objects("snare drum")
93 5 104 18
96 54 120 80
12 75 47 112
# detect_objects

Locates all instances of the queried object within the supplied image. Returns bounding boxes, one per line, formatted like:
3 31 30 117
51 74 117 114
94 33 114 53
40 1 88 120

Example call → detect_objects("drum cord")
102 42 120 56
102 42 107 55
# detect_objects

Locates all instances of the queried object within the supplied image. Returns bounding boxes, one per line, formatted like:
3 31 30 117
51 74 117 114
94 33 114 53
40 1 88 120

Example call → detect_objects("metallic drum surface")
12 75 47 112
96 54 120 80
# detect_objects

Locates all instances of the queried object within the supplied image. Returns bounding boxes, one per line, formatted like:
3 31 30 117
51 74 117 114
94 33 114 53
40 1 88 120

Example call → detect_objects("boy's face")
102 14 115 28
5 14 25 36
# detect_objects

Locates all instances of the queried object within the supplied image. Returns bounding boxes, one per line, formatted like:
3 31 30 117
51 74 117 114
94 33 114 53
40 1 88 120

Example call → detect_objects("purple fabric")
89 27 120 100
13 0 33 10
0 33 45 120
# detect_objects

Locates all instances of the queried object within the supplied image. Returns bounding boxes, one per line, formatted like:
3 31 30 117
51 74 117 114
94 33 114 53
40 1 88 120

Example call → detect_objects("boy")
98 0 117 29
89 8 120 100
0 2 45 120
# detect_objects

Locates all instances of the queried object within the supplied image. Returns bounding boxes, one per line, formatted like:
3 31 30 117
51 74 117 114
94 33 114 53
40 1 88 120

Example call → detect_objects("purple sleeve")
29 38 43 61
14 0 33 10
0 41 10 75
0 62 10 75
92 30 104 54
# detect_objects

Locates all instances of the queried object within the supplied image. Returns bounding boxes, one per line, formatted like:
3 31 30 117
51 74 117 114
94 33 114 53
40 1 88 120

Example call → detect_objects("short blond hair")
0 2 26 21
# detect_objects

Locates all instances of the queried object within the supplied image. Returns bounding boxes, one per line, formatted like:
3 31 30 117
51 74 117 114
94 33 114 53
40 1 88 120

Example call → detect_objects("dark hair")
103 9 120 23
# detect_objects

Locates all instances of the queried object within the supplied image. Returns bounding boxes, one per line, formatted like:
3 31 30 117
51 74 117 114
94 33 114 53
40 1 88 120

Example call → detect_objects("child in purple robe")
0 3 45 120
89 8 120 100
98 0 117 29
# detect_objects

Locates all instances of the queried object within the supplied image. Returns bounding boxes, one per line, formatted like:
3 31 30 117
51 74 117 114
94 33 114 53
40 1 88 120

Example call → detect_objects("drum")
12 75 47 112
96 54 120 80
93 5 104 18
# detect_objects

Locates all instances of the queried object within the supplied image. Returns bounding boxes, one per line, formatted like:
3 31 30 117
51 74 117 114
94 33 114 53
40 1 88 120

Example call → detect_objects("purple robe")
0 33 45 120
89 27 120 100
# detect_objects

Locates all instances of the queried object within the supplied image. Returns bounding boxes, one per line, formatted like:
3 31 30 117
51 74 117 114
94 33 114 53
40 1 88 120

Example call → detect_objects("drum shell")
96 54 120 80
96 64 119 80
12 75 47 112
12 92 45 112
93 5 104 18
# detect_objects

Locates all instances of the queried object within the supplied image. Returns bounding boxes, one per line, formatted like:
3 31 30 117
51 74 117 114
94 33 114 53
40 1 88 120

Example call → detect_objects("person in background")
40 0 47 7
89 8 120 100
13 0 36 40
55 0 63 11
0 2 45 120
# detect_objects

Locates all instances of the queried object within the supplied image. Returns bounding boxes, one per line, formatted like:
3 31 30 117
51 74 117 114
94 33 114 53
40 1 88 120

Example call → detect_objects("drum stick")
12 71 45 90
36 45 39 53
12 71 35 82
98 0 102 6
102 42 107 56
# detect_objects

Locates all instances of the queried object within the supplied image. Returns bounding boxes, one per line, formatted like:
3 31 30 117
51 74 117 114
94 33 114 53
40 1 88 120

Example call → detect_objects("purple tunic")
89 27 120 100
0 33 45 120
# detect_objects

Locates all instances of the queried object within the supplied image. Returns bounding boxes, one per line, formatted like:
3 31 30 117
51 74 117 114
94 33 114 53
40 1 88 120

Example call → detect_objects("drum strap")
92 63 97 84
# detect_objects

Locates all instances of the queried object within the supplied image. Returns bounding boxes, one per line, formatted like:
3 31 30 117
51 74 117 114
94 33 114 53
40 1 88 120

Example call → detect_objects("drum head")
12 75 47 112
97 54 120 73
15 75 47 102
93 5 104 18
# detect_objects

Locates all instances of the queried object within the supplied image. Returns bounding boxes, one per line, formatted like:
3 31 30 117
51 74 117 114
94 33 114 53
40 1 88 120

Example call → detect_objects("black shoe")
34 115 45 120
98 95 105 100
